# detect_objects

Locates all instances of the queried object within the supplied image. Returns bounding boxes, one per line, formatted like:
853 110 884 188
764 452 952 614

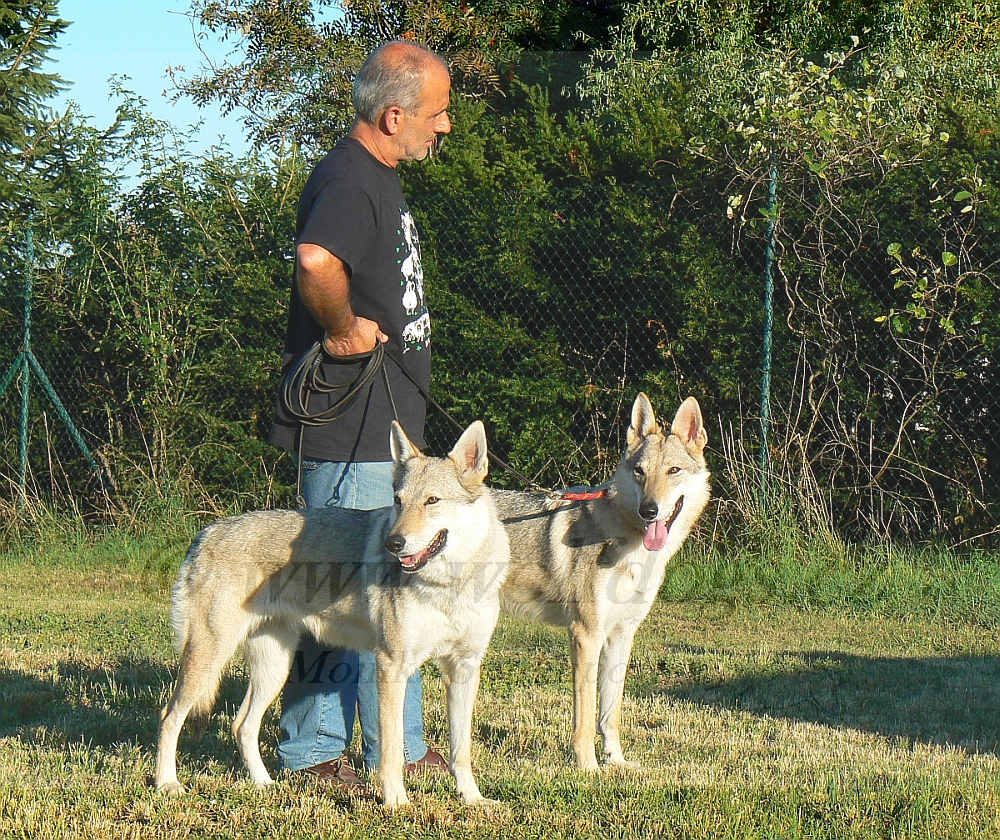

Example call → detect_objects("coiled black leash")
278 340 394 506
278 340 388 427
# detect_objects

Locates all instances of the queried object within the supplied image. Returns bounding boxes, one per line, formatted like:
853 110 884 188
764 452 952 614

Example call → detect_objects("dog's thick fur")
154 421 509 809
495 394 710 770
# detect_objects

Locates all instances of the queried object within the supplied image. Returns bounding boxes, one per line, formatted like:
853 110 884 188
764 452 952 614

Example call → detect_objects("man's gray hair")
353 41 449 125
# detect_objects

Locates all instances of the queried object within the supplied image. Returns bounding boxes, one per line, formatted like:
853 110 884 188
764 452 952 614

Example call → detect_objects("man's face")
394 66 452 163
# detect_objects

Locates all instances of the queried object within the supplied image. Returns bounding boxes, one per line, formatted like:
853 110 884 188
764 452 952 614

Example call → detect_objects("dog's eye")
667 466 681 476
633 466 645 480
393 495 402 506
425 496 440 506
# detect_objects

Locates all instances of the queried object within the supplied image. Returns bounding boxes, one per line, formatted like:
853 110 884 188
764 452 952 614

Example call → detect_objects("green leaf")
942 251 958 266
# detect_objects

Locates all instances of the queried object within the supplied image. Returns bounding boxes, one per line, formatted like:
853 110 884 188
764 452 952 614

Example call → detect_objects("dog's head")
383 420 491 575
613 393 710 550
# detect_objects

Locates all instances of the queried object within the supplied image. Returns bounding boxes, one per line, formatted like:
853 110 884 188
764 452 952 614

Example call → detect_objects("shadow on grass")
645 646 1000 755
0 658 257 759
6 647 1000 765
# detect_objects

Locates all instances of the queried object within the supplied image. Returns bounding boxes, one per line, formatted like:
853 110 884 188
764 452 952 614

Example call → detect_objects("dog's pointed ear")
390 421 422 465
671 397 708 452
627 392 658 446
449 421 489 486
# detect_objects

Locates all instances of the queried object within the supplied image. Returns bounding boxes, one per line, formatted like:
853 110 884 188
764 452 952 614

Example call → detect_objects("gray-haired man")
270 40 452 790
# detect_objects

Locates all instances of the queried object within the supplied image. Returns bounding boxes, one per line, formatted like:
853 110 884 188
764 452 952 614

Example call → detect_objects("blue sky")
46 0 252 155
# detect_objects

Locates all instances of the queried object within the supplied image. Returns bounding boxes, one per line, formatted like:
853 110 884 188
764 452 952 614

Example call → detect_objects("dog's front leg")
375 649 409 809
439 654 490 804
234 626 299 786
568 620 602 771
598 624 639 766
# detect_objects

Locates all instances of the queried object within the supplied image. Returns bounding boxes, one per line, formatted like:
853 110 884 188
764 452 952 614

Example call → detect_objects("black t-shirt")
269 137 432 462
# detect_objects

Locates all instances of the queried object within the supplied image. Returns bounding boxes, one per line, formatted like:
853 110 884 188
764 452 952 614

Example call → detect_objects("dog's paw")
156 780 186 796
573 743 602 772
603 756 642 770
381 792 411 811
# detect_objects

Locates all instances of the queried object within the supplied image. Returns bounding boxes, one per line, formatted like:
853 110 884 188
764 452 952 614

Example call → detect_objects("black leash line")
277 340 604 503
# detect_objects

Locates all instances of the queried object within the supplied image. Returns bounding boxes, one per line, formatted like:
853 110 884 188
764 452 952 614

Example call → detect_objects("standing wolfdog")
155 421 509 809
495 394 710 770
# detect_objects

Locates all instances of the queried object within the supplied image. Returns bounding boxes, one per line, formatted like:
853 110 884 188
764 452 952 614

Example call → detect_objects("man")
269 40 452 791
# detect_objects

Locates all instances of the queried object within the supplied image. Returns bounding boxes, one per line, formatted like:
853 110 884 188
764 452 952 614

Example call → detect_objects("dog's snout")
384 534 406 555
639 503 659 522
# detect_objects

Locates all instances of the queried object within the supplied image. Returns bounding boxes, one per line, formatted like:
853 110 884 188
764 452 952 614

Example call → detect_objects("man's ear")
382 105 405 136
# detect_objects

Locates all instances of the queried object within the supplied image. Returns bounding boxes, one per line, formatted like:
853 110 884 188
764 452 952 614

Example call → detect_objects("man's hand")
323 317 389 357
297 243 390 357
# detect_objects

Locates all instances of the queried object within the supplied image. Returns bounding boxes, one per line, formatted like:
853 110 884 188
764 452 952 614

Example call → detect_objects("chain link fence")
416 165 999 544
0 152 997 544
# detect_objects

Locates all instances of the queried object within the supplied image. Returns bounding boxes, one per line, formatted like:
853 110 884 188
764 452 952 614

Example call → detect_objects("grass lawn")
2 524 1000 838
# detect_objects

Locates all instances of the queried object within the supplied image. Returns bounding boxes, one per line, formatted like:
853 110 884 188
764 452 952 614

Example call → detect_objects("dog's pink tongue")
400 549 427 571
643 520 668 551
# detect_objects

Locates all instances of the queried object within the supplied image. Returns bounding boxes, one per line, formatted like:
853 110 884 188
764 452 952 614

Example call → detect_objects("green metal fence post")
758 153 778 511
18 225 34 497
18 354 29 497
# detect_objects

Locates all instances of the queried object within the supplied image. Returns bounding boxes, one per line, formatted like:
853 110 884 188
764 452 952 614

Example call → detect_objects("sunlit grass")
2 515 1000 838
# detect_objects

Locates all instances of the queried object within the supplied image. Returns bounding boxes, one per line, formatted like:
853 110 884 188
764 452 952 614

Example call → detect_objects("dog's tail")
170 532 206 655
168 527 245 721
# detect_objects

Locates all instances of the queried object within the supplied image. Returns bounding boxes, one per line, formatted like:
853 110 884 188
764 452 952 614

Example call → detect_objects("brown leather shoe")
404 748 449 776
299 756 368 793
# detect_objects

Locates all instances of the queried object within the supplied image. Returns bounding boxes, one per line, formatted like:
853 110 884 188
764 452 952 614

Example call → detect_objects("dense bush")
0 1 997 543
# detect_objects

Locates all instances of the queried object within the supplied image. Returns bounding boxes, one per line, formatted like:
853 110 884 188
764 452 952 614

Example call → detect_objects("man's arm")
296 243 389 356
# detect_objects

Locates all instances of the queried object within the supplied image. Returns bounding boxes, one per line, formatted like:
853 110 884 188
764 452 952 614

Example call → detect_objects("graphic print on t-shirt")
397 209 430 353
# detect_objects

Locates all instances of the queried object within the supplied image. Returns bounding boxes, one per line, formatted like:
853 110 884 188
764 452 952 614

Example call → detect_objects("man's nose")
437 111 452 134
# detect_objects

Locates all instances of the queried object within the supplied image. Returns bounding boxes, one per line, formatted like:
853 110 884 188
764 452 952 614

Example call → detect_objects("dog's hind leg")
155 614 251 794
233 623 299 787
568 621 602 771
155 678 199 794
597 625 639 766
439 653 490 805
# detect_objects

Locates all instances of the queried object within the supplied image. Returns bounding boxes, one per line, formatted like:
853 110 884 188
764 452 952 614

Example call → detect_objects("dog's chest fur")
495 492 665 628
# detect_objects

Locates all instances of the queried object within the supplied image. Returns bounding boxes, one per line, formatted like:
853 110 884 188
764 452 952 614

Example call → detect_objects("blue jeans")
277 459 429 771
